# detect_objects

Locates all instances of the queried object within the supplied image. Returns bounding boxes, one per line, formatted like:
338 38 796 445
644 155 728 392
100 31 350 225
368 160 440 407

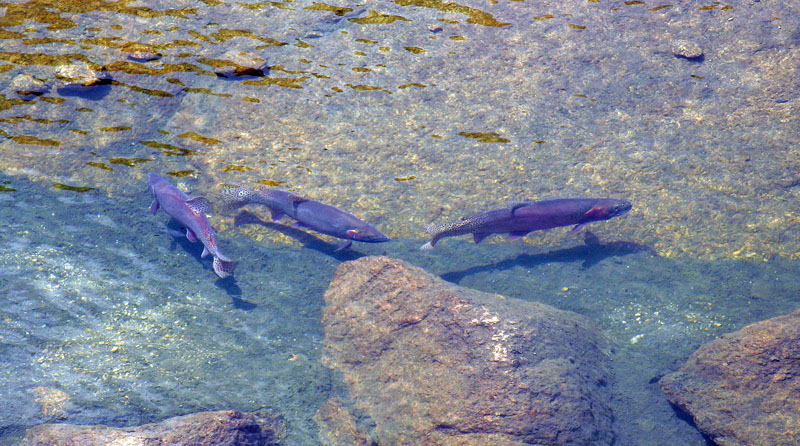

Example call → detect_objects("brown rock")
322 256 613 446
315 398 368 446
660 309 800 446
21 410 287 446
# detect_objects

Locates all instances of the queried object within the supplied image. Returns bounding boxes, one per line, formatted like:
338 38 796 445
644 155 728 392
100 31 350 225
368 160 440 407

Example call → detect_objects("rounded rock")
671 39 704 60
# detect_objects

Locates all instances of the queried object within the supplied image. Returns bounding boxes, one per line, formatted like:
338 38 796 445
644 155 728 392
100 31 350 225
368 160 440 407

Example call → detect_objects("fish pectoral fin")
334 240 352 252
582 207 605 220
507 201 534 214
473 232 491 244
569 223 587 233
287 193 308 211
186 197 212 215
201 246 210 258
149 199 160 214
269 209 285 222
186 228 199 243
508 231 529 240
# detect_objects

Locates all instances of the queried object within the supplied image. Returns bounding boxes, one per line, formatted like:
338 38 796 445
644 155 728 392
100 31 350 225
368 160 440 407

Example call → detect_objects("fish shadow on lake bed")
440 232 656 284
232 210 366 262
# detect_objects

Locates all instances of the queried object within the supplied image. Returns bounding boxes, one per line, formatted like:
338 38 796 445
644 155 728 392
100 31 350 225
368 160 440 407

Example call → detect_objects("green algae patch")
87 161 113 171
458 132 509 143
257 179 286 186
304 2 353 16
349 10 410 25
224 165 253 172
53 183 93 193
0 182 17 192
344 83 392 94
394 0 510 27
534 14 554 20
398 83 426 89
99 126 132 132
404 46 428 54
11 135 61 146
139 140 197 157
108 157 150 167
242 76 309 89
568 24 587 30
649 5 672 11
166 170 196 177
177 132 221 145
183 87 231 98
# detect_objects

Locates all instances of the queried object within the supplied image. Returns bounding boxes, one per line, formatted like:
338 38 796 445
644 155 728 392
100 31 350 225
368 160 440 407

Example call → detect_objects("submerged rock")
671 39 704 60
21 410 287 446
9 73 49 98
660 309 800 446
125 50 162 62
53 63 112 89
322 256 613 446
214 50 269 78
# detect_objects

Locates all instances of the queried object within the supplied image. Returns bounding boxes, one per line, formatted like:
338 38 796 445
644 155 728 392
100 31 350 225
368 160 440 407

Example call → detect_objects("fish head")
582 198 632 222
345 225 391 243
605 199 632 218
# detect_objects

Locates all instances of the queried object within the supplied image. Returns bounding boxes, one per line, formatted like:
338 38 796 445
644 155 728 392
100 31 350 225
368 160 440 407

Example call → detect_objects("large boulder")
660 309 800 446
322 256 613 445
21 410 286 446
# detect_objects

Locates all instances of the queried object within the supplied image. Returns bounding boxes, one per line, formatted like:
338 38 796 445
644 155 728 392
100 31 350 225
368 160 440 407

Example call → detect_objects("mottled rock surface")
315 398 368 446
21 410 287 446
322 256 613 446
660 309 800 446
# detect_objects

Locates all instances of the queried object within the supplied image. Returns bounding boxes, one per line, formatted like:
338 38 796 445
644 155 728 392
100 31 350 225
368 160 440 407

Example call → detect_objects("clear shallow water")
0 174 798 445
1 0 799 444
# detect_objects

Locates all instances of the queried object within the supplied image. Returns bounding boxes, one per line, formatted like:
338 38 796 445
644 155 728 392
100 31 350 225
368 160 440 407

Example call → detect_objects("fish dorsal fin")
508 201 533 214
287 193 308 211
186 197 211 215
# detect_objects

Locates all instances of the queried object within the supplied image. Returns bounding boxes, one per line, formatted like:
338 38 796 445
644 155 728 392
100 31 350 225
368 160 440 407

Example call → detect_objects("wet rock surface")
659 309 800 446
322 256 613 445
21 410 287 446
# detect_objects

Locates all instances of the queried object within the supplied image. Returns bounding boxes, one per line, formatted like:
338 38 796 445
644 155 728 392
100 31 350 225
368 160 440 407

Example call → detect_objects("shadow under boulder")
660 309 800 446
321 256 613 445
21 410 286 446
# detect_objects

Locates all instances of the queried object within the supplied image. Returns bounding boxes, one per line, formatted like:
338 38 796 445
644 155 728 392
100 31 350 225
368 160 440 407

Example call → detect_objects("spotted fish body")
148 173 236 278
222 185 390 250
421 198 632 250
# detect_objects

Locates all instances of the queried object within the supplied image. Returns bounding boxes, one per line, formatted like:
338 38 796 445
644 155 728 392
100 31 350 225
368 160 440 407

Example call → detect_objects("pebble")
671 39 704 60
9 73 49 97
54 63 112 89
213 50 269 78
125 50 162 62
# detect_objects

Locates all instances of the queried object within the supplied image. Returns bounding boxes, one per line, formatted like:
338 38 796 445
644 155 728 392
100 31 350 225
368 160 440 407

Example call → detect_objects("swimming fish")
421 198 632 250
221 185 390 251
148 173 236 278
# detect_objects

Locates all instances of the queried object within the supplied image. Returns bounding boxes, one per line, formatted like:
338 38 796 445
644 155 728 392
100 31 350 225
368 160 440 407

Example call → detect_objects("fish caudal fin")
213 256 236 278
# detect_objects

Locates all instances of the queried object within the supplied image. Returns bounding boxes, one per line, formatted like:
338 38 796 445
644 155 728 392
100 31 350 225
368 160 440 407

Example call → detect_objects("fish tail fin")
213 256 237 278
423 223 440 235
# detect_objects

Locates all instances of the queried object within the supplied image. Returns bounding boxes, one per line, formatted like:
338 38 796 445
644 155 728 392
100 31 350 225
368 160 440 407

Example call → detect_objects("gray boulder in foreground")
21 410 286 446
322 256 613 445
660 309 800 446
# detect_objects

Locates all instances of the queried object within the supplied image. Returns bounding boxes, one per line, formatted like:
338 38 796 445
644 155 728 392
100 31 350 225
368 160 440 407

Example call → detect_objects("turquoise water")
1 0 799 444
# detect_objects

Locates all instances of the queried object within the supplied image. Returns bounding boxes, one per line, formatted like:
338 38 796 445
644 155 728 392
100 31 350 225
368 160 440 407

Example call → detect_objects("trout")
421 198 631 250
